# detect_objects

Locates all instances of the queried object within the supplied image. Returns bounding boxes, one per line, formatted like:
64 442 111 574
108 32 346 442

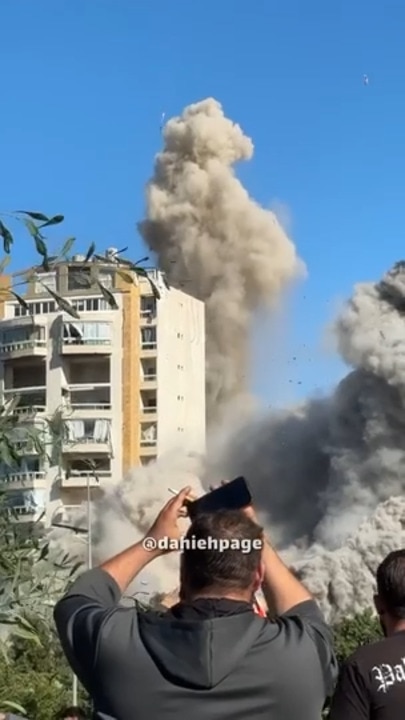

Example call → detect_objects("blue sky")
1 0 405 408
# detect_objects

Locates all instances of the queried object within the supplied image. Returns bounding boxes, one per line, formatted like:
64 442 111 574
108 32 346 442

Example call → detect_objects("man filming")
54 486 337 719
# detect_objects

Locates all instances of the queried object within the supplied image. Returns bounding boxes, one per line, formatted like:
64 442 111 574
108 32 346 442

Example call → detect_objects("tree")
333 608 382 665
0 209 169 714
0 617 91 720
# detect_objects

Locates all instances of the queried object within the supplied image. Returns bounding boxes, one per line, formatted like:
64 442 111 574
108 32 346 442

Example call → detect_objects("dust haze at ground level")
54 99 405 623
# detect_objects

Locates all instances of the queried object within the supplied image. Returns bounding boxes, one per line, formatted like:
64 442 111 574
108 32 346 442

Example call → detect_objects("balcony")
0 470 46 490
6 419 47 454
61 457 111 488
66 384 111 413
140 327 157 354
140 455 157 465
140 359 157 389
63 418 112 453
0 323 46 359
51 504 83 526
140 423 157 455
64 356 110 383
5 489 46 521
3 387 46 416
140 297 156 326
140 389 157 419
61 321 112 354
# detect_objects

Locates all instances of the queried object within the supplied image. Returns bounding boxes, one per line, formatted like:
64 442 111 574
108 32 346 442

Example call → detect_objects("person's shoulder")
273 599 330 632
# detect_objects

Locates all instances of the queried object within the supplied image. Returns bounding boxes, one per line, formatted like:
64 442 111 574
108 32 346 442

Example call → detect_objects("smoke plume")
207 261 405 620
80 102 405 622
138 98 304 423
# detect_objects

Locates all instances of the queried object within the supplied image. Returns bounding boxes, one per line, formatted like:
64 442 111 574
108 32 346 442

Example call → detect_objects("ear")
252 561 265 593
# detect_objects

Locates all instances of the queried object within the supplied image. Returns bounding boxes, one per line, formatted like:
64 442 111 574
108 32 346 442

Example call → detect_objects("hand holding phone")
186 476 252 520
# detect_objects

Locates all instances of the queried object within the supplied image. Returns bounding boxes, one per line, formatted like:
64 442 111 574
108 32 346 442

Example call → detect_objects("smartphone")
186 476 252 520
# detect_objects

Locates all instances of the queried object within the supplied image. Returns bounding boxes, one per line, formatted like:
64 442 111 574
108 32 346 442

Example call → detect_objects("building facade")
0 255 205 524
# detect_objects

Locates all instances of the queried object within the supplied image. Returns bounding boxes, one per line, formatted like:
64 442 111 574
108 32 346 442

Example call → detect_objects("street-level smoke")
138 98 303 423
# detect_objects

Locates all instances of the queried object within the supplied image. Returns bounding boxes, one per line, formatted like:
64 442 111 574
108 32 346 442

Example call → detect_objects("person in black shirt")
330 549 405 719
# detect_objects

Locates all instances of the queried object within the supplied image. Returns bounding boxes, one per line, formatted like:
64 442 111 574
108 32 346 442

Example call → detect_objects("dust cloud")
60 101 405 622
138 97 304 424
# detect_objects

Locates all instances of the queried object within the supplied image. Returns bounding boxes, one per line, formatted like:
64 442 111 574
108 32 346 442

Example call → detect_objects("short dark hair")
56 707 86 720
376 550 405 618
180 510 263 595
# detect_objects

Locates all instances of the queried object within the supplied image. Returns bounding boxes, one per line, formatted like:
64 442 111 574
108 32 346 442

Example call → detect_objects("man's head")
179 509 264 602
57 707 86 720
374 550 405 635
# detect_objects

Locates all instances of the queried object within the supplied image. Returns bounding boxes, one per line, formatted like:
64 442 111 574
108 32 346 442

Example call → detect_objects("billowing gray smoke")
138 98 303 422
207 262 405 620
87 103 405 623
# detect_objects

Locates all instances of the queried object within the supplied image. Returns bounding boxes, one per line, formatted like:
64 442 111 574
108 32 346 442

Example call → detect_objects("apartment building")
0 252 205 524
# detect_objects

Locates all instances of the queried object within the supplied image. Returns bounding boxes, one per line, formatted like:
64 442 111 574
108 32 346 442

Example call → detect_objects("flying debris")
160 112 166 132
363 74 369 86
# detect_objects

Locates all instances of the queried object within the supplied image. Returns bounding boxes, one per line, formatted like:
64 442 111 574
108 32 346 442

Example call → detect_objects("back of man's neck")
186 591 252 604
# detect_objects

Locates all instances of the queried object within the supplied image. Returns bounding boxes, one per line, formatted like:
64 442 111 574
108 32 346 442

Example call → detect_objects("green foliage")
0 494 82 632
0 210 163 306
0 618 90 720
333 608 383 665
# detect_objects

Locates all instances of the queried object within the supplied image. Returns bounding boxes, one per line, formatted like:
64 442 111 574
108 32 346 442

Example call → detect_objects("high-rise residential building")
0 252 205 524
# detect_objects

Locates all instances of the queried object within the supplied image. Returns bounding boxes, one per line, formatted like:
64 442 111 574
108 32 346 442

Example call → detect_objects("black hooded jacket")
54 568 337 720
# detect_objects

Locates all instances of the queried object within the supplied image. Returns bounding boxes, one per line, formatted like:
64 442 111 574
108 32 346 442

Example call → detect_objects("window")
12 297 112 317
65 419 111 443
0 457 40 476
140 296 156 317
0 325 45 347
141 327 156 348
141 359 157 381
70 298 111 312
5 489 45 515
141 390 157 413
63 322 111 345
14 300 56 317
68 266 91 291
140 423 157 446
66 457 111 477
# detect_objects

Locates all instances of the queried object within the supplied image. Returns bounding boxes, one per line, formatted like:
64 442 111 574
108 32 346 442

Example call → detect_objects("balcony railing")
63 469 110 486
63 337 111 347
142 374 157 382
140 308 156 318
141 406 157 414
3 387 46 415
0 471 46 485
67 469 111 477
141 342 157 350
0 338 46 354
140 438 157 447
66 436 109 445
8 505 37 516
68 383 111 411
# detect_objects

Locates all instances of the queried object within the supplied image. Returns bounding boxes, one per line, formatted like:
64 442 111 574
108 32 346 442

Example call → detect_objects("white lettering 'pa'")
372 659 405 693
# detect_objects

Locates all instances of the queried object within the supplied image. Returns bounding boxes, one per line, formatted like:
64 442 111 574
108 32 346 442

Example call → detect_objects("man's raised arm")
54 486 192 683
